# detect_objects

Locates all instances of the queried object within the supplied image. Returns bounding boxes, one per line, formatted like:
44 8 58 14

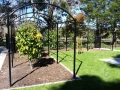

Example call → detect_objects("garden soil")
0 53 73 89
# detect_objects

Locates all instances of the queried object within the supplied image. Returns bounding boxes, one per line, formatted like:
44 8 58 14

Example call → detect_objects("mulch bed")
0 48 111 89
0 53 73 89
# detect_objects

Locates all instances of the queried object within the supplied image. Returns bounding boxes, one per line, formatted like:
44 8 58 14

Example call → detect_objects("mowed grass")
113 47 120 50
12 50 120 90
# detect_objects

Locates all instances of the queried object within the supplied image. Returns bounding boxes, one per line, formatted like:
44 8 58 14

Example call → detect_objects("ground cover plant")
12 50 120 90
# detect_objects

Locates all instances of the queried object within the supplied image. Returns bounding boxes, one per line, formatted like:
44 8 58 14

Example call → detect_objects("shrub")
76 36 82 53
87 31 95 48
43 29 58 49
15 22 43 60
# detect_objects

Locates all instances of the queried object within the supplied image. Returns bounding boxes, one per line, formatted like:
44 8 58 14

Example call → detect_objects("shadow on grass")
108 64 120 68
111 54 120 68
58 55 69 63
75 59 82 75
113 54 120 58
50 51 83 62
50 52 69 62
50 51 83 76
50 75 120 90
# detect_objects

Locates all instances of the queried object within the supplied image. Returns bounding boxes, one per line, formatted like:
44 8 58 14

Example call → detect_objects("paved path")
0 47 8 70
100 58 120 66
98 48 120 66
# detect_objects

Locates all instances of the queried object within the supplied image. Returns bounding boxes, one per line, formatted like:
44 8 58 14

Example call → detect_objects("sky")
0 0 97 29
13 1 83 25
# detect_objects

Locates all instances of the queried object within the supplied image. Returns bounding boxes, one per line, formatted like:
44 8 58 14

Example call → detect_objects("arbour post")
7 9 12 87
66 27 68 51
11 27 14 68
6 2 78 86
48 28 50 55
73 19 77 78
56 23 59 64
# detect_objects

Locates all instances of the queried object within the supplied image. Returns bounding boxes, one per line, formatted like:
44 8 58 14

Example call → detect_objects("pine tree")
81 0 120 47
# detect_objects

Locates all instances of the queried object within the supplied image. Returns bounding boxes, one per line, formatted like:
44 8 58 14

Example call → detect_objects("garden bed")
0 53 73 89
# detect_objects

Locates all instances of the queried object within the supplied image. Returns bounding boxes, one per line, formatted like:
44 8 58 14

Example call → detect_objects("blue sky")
11 1 96 29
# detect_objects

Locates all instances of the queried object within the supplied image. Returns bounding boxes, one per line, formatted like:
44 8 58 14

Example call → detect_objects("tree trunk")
28 56 33 69
29 59 33 69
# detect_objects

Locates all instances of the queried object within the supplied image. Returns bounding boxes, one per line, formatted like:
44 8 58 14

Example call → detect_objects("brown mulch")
0 53 73 89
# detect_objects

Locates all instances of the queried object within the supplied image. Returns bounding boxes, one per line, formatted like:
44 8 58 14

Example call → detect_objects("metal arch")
11 15 47 26
11 12 50 22
10 10 49 29
10 2 75 21
7 2 77 87
13 17 48 29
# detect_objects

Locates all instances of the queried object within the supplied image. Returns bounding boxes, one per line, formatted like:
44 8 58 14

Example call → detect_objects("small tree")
15 22 43 68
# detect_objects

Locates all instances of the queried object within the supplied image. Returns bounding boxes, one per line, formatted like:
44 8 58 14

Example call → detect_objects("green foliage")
81 0 120 24
101 42 107 48
43 29 58 49
15 22 43 59
116 27 120 39
69 33 74 48
34 0 44 2
87 31 94 43
76 37 82 52
61 25 74 37
60 1 69 11
86 30 95 48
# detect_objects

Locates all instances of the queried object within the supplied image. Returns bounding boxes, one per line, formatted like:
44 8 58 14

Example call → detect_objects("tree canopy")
81 0 120 27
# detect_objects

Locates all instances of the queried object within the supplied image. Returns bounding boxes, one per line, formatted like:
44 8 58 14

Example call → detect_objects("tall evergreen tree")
81 0 120 33
80 0 120 47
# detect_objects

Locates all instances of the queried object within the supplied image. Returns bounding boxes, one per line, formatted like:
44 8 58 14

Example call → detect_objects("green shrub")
87 31 95 47
43 30 58 49
69 33 74 48
15 22 43 60
76 37 82 52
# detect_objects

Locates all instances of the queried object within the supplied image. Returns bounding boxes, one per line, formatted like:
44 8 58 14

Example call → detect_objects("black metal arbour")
7 2 77 86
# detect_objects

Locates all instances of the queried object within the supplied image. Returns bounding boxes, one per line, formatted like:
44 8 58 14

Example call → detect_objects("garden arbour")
7 2 78 87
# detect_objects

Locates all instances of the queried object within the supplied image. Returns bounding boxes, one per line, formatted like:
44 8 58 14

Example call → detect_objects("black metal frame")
6 2 77 86
7 11 12 86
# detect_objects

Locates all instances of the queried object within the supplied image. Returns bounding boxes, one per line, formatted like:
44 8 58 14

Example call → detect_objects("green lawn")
113 47 120 50
12 50 120 90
